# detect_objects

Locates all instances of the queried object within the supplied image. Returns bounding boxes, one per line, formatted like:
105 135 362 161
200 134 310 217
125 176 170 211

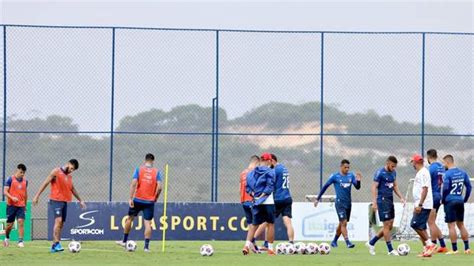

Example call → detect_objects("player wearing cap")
426 149 448 253
442 154 472 255
314 159 361 248
366 156 406 256
242 153 276 256
410 154 437 257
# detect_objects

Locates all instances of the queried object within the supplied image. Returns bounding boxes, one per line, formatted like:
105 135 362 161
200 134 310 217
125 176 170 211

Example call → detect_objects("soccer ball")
276 243 286 255
319 242 331 255
285 243 297 255
68 241 81 253
397 243 410 256
125 240 137 252
305 243 319 254
200 244 214 256
294 242 307 254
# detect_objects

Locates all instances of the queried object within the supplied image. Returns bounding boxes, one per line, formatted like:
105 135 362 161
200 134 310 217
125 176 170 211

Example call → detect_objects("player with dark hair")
3 164 28 248
366 156 405 256
314 159 361 248
242 153 276 256
33 159 86 253
116 153 162 252
426 149 448 253
442 154 472 255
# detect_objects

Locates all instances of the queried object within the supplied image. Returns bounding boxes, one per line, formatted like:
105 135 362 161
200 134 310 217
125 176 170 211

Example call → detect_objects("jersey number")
282 174 290 189
450 182 464 195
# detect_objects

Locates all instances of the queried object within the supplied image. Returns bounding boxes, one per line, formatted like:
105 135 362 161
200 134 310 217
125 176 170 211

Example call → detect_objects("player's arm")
262 171 275 197
3 177 18 202
129 179 138 207
464 173 472 203
71 184 86 209
32 169 56 205
442 174 451 204
154 171 163 201
314 176 333 207
353 172 362 190
393 180 406 205
371 181 379 210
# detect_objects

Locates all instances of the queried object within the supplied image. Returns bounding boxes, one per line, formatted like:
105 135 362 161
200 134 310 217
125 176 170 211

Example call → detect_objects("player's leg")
3 206 16 247
17 218 25 247
51 201 67 252
447 222 458 253
142 203 154 251
412 209 436 256
444 202 459 254
455 202 470 254
117 201 140 247
341 206 354 248
281 200 294 243
243 205 260 255
264 204 276 255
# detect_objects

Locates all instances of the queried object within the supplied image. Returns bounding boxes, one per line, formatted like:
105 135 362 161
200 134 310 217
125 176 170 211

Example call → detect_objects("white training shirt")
262 193 274 205
412 167 433 209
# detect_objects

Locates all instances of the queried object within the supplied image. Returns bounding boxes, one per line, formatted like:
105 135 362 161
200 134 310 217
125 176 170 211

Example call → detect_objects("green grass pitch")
1 240 472 265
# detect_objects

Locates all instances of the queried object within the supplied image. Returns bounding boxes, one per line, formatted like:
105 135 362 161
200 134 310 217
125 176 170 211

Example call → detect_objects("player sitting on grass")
3 164 28 248
242 153 276 256
366 156 405 256
442 154 472 255
314 159 361 248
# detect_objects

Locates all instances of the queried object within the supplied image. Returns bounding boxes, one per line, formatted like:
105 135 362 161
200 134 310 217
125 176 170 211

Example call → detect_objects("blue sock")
439 238 446 248
289 241 294 244
386 241 394 252
251 238 256 244
432 239 437 245
18 238 23 243
452 242 458 251
345 238 351 245
123 233 129 243
333 234 340 243
144 239 150 249
369 236 379 246
263 241 268 247
463 240 470 251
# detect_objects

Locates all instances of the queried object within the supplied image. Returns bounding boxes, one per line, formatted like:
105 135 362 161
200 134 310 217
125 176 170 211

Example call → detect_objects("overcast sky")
0 1 472 133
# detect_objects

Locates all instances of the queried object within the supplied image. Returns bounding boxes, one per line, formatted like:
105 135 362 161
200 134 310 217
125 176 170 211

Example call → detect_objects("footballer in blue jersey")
442 154 472 254
366 156 406 256
314 159 361 248
271 154 295 243
426 149 448 252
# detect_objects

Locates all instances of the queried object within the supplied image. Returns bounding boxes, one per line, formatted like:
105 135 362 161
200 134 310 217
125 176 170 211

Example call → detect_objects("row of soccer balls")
200 243 412 257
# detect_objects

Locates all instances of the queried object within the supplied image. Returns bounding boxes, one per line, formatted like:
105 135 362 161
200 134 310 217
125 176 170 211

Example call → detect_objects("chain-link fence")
0 25 472 239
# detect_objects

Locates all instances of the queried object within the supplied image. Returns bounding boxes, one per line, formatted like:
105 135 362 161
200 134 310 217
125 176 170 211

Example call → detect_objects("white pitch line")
27 245 128 253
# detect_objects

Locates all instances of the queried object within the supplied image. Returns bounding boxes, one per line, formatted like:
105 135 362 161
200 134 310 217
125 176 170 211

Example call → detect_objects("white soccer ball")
397 243 410 256
68 241 81 253
125 240 137 252
200 244 214 256
285 243 297 255
305 243 319 254
276 243 286 255
319 242 331 255
294 242 307 254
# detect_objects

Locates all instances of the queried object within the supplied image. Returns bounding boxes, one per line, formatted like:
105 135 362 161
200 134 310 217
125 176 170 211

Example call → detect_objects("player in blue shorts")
366 156 406 256
442 154 472 255
314 159 361 248
426 149 448 253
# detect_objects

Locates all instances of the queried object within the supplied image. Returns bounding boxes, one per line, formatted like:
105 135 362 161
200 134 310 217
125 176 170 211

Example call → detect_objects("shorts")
444 201 464 223
252 204 275 225
6 205 25 223
242 202 253 225
377 199 395 222
274 198 292 218
335 203 352 222
433 194 442 213
410 208 431 230
128 200 155 221
49 200 68 222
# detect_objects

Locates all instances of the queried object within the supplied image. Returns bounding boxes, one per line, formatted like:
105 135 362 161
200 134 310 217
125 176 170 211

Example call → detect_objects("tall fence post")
2 26 7 201
214 30 220 202
421 33 426 155
319 32 325 191
109 27 116 202
211 97 217 202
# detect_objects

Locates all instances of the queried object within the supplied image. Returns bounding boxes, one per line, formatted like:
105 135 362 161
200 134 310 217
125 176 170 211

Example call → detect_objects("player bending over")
314 159 361 248
3 164 28 248
33 159 86 253
442 154 472 255
410 154 436 257
243 153 276 256
426 149 448 253
366 156 405 256
240 155 267 253
116 153 162 252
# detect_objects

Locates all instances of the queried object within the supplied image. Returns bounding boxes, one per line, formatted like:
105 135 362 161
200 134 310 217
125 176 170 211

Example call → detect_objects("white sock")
268 243 273 250
245 241 252 247
425 239 433 246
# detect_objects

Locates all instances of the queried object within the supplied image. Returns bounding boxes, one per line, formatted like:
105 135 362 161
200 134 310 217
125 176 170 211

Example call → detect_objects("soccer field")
2 241 472 265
